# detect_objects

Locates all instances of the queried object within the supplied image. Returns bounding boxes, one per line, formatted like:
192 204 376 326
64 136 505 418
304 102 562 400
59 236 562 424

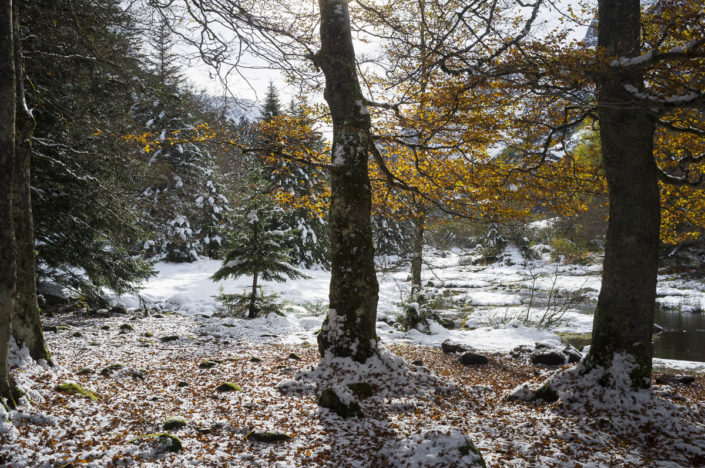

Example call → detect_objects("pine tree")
212 174 308 318
261 81 282 121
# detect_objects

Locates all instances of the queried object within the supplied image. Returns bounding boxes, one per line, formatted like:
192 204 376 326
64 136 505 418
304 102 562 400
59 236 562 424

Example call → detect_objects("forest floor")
3 313 705 467
3 247 705 467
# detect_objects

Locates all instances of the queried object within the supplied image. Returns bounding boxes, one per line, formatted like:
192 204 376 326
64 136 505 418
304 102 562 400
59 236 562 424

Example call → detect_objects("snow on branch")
609 39 705 69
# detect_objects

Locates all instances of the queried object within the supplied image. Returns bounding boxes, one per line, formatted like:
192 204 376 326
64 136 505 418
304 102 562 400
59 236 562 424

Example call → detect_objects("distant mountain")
201 95 261 123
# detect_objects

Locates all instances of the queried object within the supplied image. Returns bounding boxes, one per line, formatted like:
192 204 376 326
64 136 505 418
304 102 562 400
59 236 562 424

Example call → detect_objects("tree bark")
585 0 659 388
249 271 258 319
11 8 50 364
0 0 20 409
315 0 379 362
411 213 425 290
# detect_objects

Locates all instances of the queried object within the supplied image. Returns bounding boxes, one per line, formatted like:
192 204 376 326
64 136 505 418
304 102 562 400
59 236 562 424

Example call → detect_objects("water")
653 307 705 362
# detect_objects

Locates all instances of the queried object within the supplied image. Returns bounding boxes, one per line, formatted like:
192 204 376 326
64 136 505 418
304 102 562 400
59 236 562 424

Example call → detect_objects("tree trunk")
11 8 50 364
249 271 258 319
0 0 20 409
315 0 379 362
411 214 425 290
585 0 659 388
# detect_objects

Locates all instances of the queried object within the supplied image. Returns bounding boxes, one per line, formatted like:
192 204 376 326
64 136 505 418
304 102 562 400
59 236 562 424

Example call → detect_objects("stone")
288 353 302 361
163 417 187 431
72 332 82 338
216 382 243 392
100 325 110 331
100 363 124 376
246 431 292 442
119 324 134 332
177 381 189 387
318 388 363 418
55 383 97 401
130 433 182 453
249 357 262 363
510 345 533 359
656 374 696 386
411 360 424 366
110 305 127 315
562 345 583 364
459 352 489 366
160 335 179 342
441 339 473 354
77 368 94 375
199 360 218 369
43 325 58 333
530 350 567 366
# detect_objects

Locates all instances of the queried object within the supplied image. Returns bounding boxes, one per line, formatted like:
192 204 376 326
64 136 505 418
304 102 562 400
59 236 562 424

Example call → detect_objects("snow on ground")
3 248 705 467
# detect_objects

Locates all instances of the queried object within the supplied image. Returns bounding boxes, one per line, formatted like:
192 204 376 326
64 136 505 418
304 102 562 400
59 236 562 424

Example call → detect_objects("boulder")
441 339 473 354
459 352 489 366
562 345 583 364
530 350 567 366
376 426 486 467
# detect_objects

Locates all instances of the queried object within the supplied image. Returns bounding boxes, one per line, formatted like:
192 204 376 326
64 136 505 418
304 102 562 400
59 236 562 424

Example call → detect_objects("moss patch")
55 383 98 401
216 382 242 392
163 417 187 431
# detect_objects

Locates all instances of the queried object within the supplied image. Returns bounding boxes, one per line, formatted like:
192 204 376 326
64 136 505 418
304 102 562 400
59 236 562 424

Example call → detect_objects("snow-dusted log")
314 0 379 362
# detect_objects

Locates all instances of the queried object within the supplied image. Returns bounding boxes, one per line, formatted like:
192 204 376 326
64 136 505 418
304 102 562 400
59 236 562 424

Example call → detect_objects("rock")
441 339 473 354
376 426 486 467
534 342 553 350
216 382 243 392
100 325 110 331
411 360 424 366
55 383 97 401
562 345 583 364
38 282 70 306
459 352 489 366
318 387 363 418
110 305 127 315
77 368 94 375
199 360 218 369
72 332 82 338
656 374 696 386
348 382 373 399
130 433 182 453
426 281 435 287
100 363 124 376
163 417 187 431
510 345 533 359
530 350 567 366
246 431 292 442
143 331 154 337
177 381 189 387
160 335 179 342
249 357 262 363
43 325 58 333
130 369 148 380
288 353 302 361
119 324 134 332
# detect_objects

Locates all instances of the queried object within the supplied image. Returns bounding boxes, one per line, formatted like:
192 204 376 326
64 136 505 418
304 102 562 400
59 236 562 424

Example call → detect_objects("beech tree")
0 0 20 409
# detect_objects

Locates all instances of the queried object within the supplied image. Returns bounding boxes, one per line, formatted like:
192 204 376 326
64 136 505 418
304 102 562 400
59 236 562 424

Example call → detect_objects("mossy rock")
160 335 179 342
216 382 242 392
130 433 182 453
287 353 302 361
100 325 110 331
72 332 83 338
199 360 218 369
55 383 97 401
246 431 292 442
143 331 154 338
318 388 363 418
58 325 71 331
43 325 59 333
348 382 373 399
138 338 153 345
77 367 94 376
534 383 559 403
119 324 134 332
163 417 187 431
100 363 124 376
249 357 262 363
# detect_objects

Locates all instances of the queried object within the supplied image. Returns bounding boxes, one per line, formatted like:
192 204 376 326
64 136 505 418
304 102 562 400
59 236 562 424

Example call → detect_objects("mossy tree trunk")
11 8 50 364
585 0 659 388
0 0 20 410
315 0 379 363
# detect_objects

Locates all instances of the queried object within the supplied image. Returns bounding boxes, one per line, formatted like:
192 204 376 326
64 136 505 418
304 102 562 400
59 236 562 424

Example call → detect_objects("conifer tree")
212 173 308 318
